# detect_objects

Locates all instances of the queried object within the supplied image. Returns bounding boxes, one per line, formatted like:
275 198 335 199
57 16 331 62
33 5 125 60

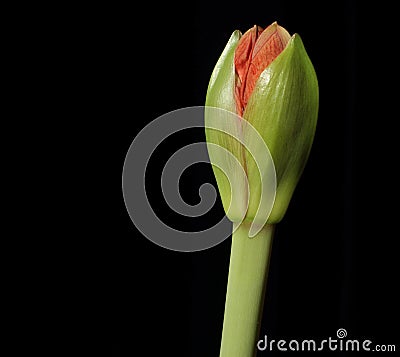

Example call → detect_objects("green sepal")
205 31 248 222
243 34 319 224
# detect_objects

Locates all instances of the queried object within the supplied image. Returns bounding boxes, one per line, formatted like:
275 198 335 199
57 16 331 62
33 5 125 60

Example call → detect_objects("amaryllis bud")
205 22 318 225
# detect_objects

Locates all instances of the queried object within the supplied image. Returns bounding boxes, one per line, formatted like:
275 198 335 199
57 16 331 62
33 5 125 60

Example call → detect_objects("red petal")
234 23 291 116
234 26 263 116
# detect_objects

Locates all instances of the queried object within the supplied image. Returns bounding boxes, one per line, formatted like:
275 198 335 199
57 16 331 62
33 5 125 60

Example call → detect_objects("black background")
71 1 399 356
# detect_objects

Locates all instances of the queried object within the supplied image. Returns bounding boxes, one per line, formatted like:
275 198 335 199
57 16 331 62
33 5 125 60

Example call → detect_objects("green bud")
205 23 319 227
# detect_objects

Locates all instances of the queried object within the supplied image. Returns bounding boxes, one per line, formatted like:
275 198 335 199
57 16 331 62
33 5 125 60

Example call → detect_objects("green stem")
220 222 275 357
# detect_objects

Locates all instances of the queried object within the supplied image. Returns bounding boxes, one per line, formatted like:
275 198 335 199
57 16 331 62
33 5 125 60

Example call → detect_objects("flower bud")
206 22 318 225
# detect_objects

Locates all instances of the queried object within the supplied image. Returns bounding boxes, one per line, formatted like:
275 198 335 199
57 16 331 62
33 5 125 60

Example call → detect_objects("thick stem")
220 222 275 357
